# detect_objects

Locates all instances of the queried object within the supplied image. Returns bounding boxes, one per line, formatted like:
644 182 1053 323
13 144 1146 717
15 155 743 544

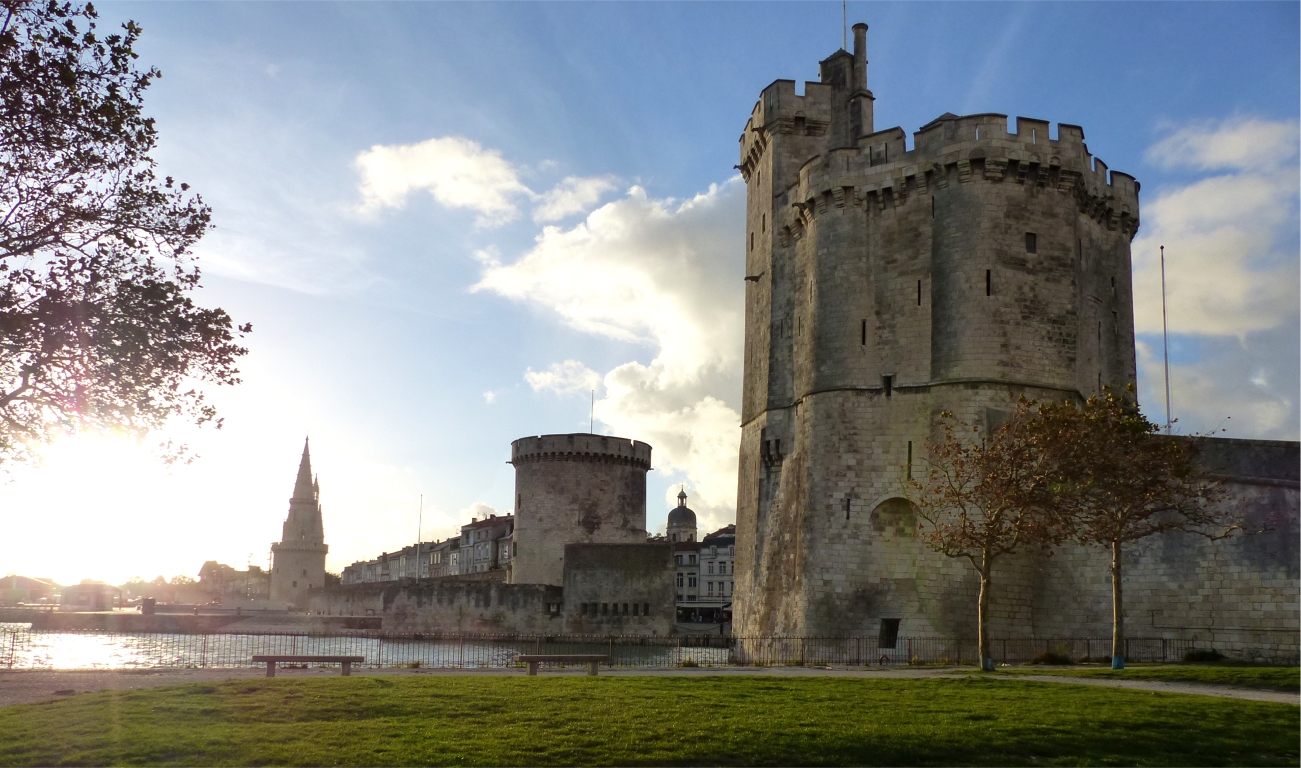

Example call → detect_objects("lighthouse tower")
270 439 329 608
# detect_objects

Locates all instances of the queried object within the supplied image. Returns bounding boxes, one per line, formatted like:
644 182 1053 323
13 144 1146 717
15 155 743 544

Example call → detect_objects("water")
0 625 730 670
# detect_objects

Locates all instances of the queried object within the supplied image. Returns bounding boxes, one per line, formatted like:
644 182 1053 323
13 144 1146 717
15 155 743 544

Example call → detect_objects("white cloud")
475 179 746 530
482 391 497 404
525 360 603 395
1146 117 1298 172
1137 338 1296 440
354 136 532 226
533 176 618 222
1133 118 1299 338
459 501 499 522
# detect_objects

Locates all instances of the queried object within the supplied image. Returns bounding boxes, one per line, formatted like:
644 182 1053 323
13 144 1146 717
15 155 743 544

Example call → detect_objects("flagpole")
1160 245 1172 434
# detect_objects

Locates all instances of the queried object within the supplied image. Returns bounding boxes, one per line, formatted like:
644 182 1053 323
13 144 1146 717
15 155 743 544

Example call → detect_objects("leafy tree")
0 0 249 463
1035 388 1231 669
168 574 195 586
909 398 1067 671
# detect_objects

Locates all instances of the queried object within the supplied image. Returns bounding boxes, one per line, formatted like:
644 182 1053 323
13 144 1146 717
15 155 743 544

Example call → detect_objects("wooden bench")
514 654 611 676
251 655 365 677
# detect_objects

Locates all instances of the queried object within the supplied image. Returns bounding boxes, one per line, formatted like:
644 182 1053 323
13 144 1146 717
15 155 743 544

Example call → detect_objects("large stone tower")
270 438 328 607
733 24 1139 637
509 434 652 586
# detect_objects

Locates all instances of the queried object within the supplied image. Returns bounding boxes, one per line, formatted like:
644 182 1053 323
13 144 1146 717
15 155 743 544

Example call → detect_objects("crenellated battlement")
511 433 652 469
778 113 1139 240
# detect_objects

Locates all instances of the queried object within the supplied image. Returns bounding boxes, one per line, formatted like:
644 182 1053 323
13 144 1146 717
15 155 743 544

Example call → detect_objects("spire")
292 437 314 501
677 487 688 507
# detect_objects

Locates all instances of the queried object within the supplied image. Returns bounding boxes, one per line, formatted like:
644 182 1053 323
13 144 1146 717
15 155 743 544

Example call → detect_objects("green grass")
0 676 1297 766
1002 663 1301 692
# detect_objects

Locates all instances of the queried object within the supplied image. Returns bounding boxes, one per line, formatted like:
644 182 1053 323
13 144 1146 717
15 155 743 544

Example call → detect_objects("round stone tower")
733 25 1139 637
509 433 652 586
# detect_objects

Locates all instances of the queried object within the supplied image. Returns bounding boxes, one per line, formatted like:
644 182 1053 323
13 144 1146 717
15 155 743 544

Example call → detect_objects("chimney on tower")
852 23 868 93
850 23 874 138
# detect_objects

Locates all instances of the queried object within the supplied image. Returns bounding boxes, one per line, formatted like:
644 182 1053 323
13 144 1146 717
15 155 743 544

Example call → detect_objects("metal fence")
0 626 1225 671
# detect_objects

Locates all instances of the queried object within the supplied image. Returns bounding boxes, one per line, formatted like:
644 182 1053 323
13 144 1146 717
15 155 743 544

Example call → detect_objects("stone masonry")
732 24 1299 660
509 434 652 586
270 439 328 608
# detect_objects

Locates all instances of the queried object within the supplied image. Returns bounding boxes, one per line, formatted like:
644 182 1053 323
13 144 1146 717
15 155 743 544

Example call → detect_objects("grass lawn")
0 676 1297 767
1003 663 1301 692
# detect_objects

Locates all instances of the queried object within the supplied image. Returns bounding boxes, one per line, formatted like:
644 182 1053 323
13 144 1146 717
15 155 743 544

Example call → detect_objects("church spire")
292 437 314 501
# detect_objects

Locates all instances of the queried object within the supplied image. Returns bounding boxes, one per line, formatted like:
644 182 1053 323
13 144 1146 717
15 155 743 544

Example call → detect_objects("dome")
667 505 697 528
667 489 697 528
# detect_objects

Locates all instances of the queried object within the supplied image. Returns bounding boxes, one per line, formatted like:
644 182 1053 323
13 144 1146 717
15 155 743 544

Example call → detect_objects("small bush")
1029 652 1074 665
1184 648 1225 663
680 658 699 668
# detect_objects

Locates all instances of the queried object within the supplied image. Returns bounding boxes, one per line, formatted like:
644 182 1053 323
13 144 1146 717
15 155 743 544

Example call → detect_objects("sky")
1 1 1297 586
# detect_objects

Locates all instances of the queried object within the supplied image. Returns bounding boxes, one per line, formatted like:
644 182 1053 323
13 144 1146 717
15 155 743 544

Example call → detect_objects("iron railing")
0 626 1253 671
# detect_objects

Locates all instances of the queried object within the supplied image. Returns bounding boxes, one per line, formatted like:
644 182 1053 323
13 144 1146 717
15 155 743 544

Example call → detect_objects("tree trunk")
978 551 993 671
1110 539 1124 670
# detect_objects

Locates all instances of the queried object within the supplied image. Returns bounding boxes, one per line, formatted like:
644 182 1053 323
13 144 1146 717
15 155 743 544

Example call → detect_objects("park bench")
513 654 611 676
251 654 365 677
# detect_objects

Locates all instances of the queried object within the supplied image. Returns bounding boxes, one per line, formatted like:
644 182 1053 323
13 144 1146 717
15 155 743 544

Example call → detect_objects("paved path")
2 666 1295 708
999 673 1299 705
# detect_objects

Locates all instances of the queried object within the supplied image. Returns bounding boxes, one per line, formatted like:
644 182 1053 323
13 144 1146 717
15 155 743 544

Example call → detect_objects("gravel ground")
1 665 1295 708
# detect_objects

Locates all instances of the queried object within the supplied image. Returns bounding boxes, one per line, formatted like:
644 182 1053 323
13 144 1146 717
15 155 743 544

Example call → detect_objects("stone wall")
510 434 652 587
562 543 674 635
309 579 563 635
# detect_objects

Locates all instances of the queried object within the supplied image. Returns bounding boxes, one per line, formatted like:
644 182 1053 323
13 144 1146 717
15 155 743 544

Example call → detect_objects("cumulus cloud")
1133 118 1299 338
459 501 500 521
354 136 532 225
353 135 620 228
482 391 497 404
525 360 603 395
475 179 747 530
1146 117 1298 173
1130 117 1299 441
533 176 618 222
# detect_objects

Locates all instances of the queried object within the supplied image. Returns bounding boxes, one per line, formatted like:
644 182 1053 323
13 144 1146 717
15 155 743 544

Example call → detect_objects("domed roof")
667 489 697 528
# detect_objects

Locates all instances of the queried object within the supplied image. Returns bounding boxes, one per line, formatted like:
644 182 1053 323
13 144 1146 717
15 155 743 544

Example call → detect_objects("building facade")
270 439 328 608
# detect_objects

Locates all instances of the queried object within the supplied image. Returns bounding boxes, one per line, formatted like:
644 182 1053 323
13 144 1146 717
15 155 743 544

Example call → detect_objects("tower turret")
270 438 329 608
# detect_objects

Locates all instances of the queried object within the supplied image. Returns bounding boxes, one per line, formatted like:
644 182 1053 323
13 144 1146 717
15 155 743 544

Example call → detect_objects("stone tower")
509 433 652 586
733 24 1139 637
270 438 328 607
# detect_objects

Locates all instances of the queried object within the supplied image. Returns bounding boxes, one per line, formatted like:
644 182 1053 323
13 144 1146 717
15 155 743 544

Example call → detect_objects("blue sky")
2 2 1297 585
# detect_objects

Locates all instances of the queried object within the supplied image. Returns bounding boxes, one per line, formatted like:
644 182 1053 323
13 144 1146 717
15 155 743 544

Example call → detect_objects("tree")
0 0 248 463
1036 388 1230 669
909 398 1066 670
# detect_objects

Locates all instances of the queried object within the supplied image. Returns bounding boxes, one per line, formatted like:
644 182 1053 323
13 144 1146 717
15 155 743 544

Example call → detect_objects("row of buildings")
339 486 737 625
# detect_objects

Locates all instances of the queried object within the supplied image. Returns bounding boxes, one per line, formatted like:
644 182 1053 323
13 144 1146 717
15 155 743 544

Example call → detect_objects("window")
917 280 922 306
986 269 992 296
688 576 697 588
708 563 715 575
643 602 650 615
729 546 735 556
302 569 307 576
882 374 893 398
762 213 766 233
845 498 851 520
676 554 683 565
677 573 684 588
622 603 630 615
1025 232 1036 253
689 555 696 565
1031 128 1037 145
292 581 297 588
974 126 980 140
601 603 609 615
861 319 866 346
707 582 715 595
719 562 727 575
1111 276 1116 295
930 196 935 218
632 603 639 616
907 441 913 481
580 602 588 615
879 618 901 649
750 232 754 251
